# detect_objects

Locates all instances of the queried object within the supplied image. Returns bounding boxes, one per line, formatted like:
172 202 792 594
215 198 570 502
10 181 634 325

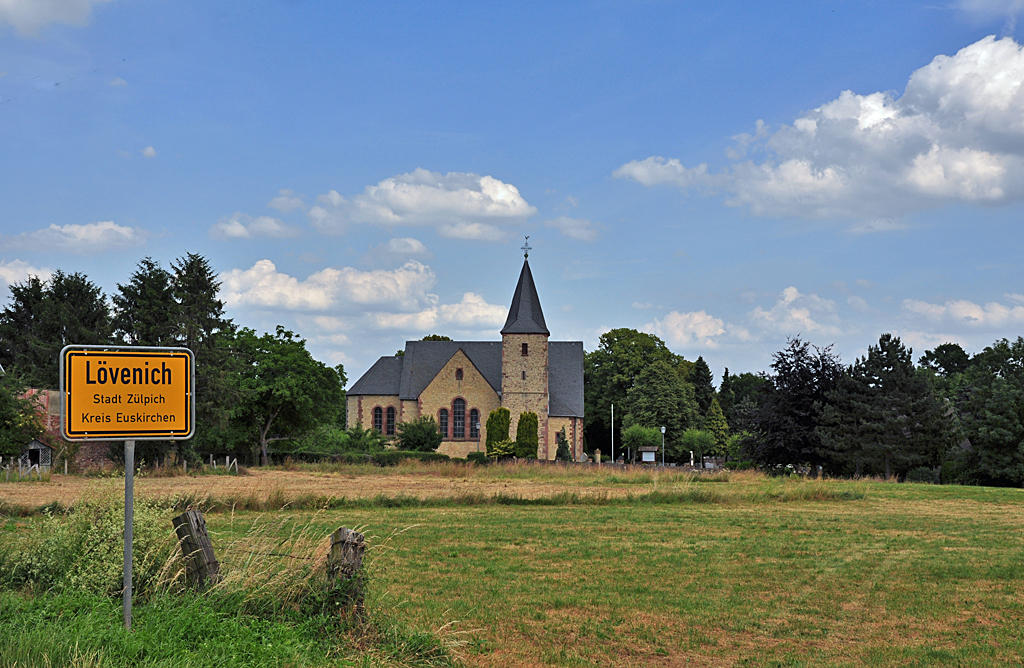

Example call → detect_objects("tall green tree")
819 334 953 479
719 369 766 427
919 343 973 377
620 359 697 459
514 411 539 459
231 326 345 465
171 253 237 460
584 328 683 457
113 258 179 347
0 271 112 388
689 356 715 416
953 337 1024 486
741 338 843 471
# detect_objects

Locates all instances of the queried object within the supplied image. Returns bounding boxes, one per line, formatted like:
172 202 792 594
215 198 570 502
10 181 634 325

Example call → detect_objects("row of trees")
582 327 1024 486
583 328 761 462
0 255 345 466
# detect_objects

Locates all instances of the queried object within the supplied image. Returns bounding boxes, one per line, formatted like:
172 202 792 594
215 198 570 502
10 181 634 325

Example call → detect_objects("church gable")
419 349 500 455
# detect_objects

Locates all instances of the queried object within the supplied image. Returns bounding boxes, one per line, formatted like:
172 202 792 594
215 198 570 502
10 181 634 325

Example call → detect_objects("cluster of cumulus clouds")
615 35 1024 225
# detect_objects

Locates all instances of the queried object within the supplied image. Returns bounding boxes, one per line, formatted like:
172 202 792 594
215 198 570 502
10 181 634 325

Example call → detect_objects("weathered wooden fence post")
327 527 366 616
172 510 222 589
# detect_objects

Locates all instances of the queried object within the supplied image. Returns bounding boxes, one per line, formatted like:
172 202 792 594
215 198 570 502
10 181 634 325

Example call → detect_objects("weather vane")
521 236 531 259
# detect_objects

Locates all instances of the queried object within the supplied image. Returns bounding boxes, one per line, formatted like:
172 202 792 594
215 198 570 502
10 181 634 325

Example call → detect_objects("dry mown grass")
0 461 740 512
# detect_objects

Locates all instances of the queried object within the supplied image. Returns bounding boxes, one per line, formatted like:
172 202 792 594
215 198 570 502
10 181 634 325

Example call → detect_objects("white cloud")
109 77 126 86
545 216 599 241
267 189 305 213
369 292 506 331
847 295 875 314
141 146 156 158
847 218 910 235
373 237 431 258
750 287 842 335
958 0 1024 23
0 0 112 34
902 297 1024 327
645 310 726 347
221 259 439 313
1 221 146 254
616 36 1024 219
0 259 52 285
612 157 712 189
209 213 300 240
308 168 536 238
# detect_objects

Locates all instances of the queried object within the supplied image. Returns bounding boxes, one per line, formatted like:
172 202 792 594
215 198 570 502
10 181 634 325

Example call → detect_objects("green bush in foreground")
396 416 443 452
0 498 457 668
1 497 175 597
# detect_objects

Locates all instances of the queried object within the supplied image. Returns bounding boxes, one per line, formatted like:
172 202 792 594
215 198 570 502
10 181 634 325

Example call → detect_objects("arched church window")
439 409 449 437
373 407 383 433
469 409 479 438
456 368 463 380
522 342 528 356
453 398 465 438
386 406 396 436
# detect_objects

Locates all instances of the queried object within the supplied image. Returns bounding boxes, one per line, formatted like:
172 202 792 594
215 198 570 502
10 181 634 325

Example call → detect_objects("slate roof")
548 341 584 417
347 355 404 396
398 340 503 399
501 260 549 335
348 340 585 418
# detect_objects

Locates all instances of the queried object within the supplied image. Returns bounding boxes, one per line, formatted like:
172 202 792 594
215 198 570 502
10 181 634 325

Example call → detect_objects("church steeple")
501 258 549 335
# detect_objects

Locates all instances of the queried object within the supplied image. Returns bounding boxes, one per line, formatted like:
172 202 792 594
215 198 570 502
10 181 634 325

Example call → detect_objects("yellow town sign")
60 346 195 440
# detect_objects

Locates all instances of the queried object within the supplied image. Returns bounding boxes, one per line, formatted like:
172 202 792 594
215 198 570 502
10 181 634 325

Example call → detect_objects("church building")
346 254 584 460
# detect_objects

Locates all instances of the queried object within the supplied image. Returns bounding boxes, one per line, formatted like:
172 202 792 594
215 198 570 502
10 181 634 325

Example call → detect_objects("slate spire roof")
501 259 549 335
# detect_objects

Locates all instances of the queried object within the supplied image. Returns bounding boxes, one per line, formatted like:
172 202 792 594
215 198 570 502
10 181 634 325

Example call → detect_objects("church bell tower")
501 238 551 457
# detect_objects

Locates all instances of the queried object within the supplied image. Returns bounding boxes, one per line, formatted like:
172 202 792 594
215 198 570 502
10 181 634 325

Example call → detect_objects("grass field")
2 464 1024 666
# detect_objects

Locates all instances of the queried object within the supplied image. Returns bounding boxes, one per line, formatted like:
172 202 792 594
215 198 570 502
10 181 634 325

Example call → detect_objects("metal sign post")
123 440 135 630
60 345 194 632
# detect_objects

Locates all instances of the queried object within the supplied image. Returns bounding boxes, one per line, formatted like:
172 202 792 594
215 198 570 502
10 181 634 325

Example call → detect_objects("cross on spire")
521 236 531 259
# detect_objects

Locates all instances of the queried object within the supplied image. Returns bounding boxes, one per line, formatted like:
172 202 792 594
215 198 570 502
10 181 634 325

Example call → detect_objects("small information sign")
60 346 195 441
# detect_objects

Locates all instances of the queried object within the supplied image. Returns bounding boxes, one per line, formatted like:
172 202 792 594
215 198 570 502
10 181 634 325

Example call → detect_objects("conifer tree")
485 407 511 457
0 271 112 388
514 411 539 459
690 356 715 416
704 396 730 454
113 258 179 347
820 333 953 479
719 368 736 424
555 427 572 461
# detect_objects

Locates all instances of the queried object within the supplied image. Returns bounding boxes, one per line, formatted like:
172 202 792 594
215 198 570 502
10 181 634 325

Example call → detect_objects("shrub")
396 416 443 452
486 408 511 455
906 466 936 484
467 451 489 465
0 496 176 597
489 439 515 459
371 451 450 467
514 412 539 459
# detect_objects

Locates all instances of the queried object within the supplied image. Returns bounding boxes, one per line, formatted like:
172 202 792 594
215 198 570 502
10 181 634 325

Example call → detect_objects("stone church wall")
501 333 549 457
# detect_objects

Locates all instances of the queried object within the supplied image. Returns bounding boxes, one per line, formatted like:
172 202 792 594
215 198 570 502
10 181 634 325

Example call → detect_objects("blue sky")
3 0 1024 384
